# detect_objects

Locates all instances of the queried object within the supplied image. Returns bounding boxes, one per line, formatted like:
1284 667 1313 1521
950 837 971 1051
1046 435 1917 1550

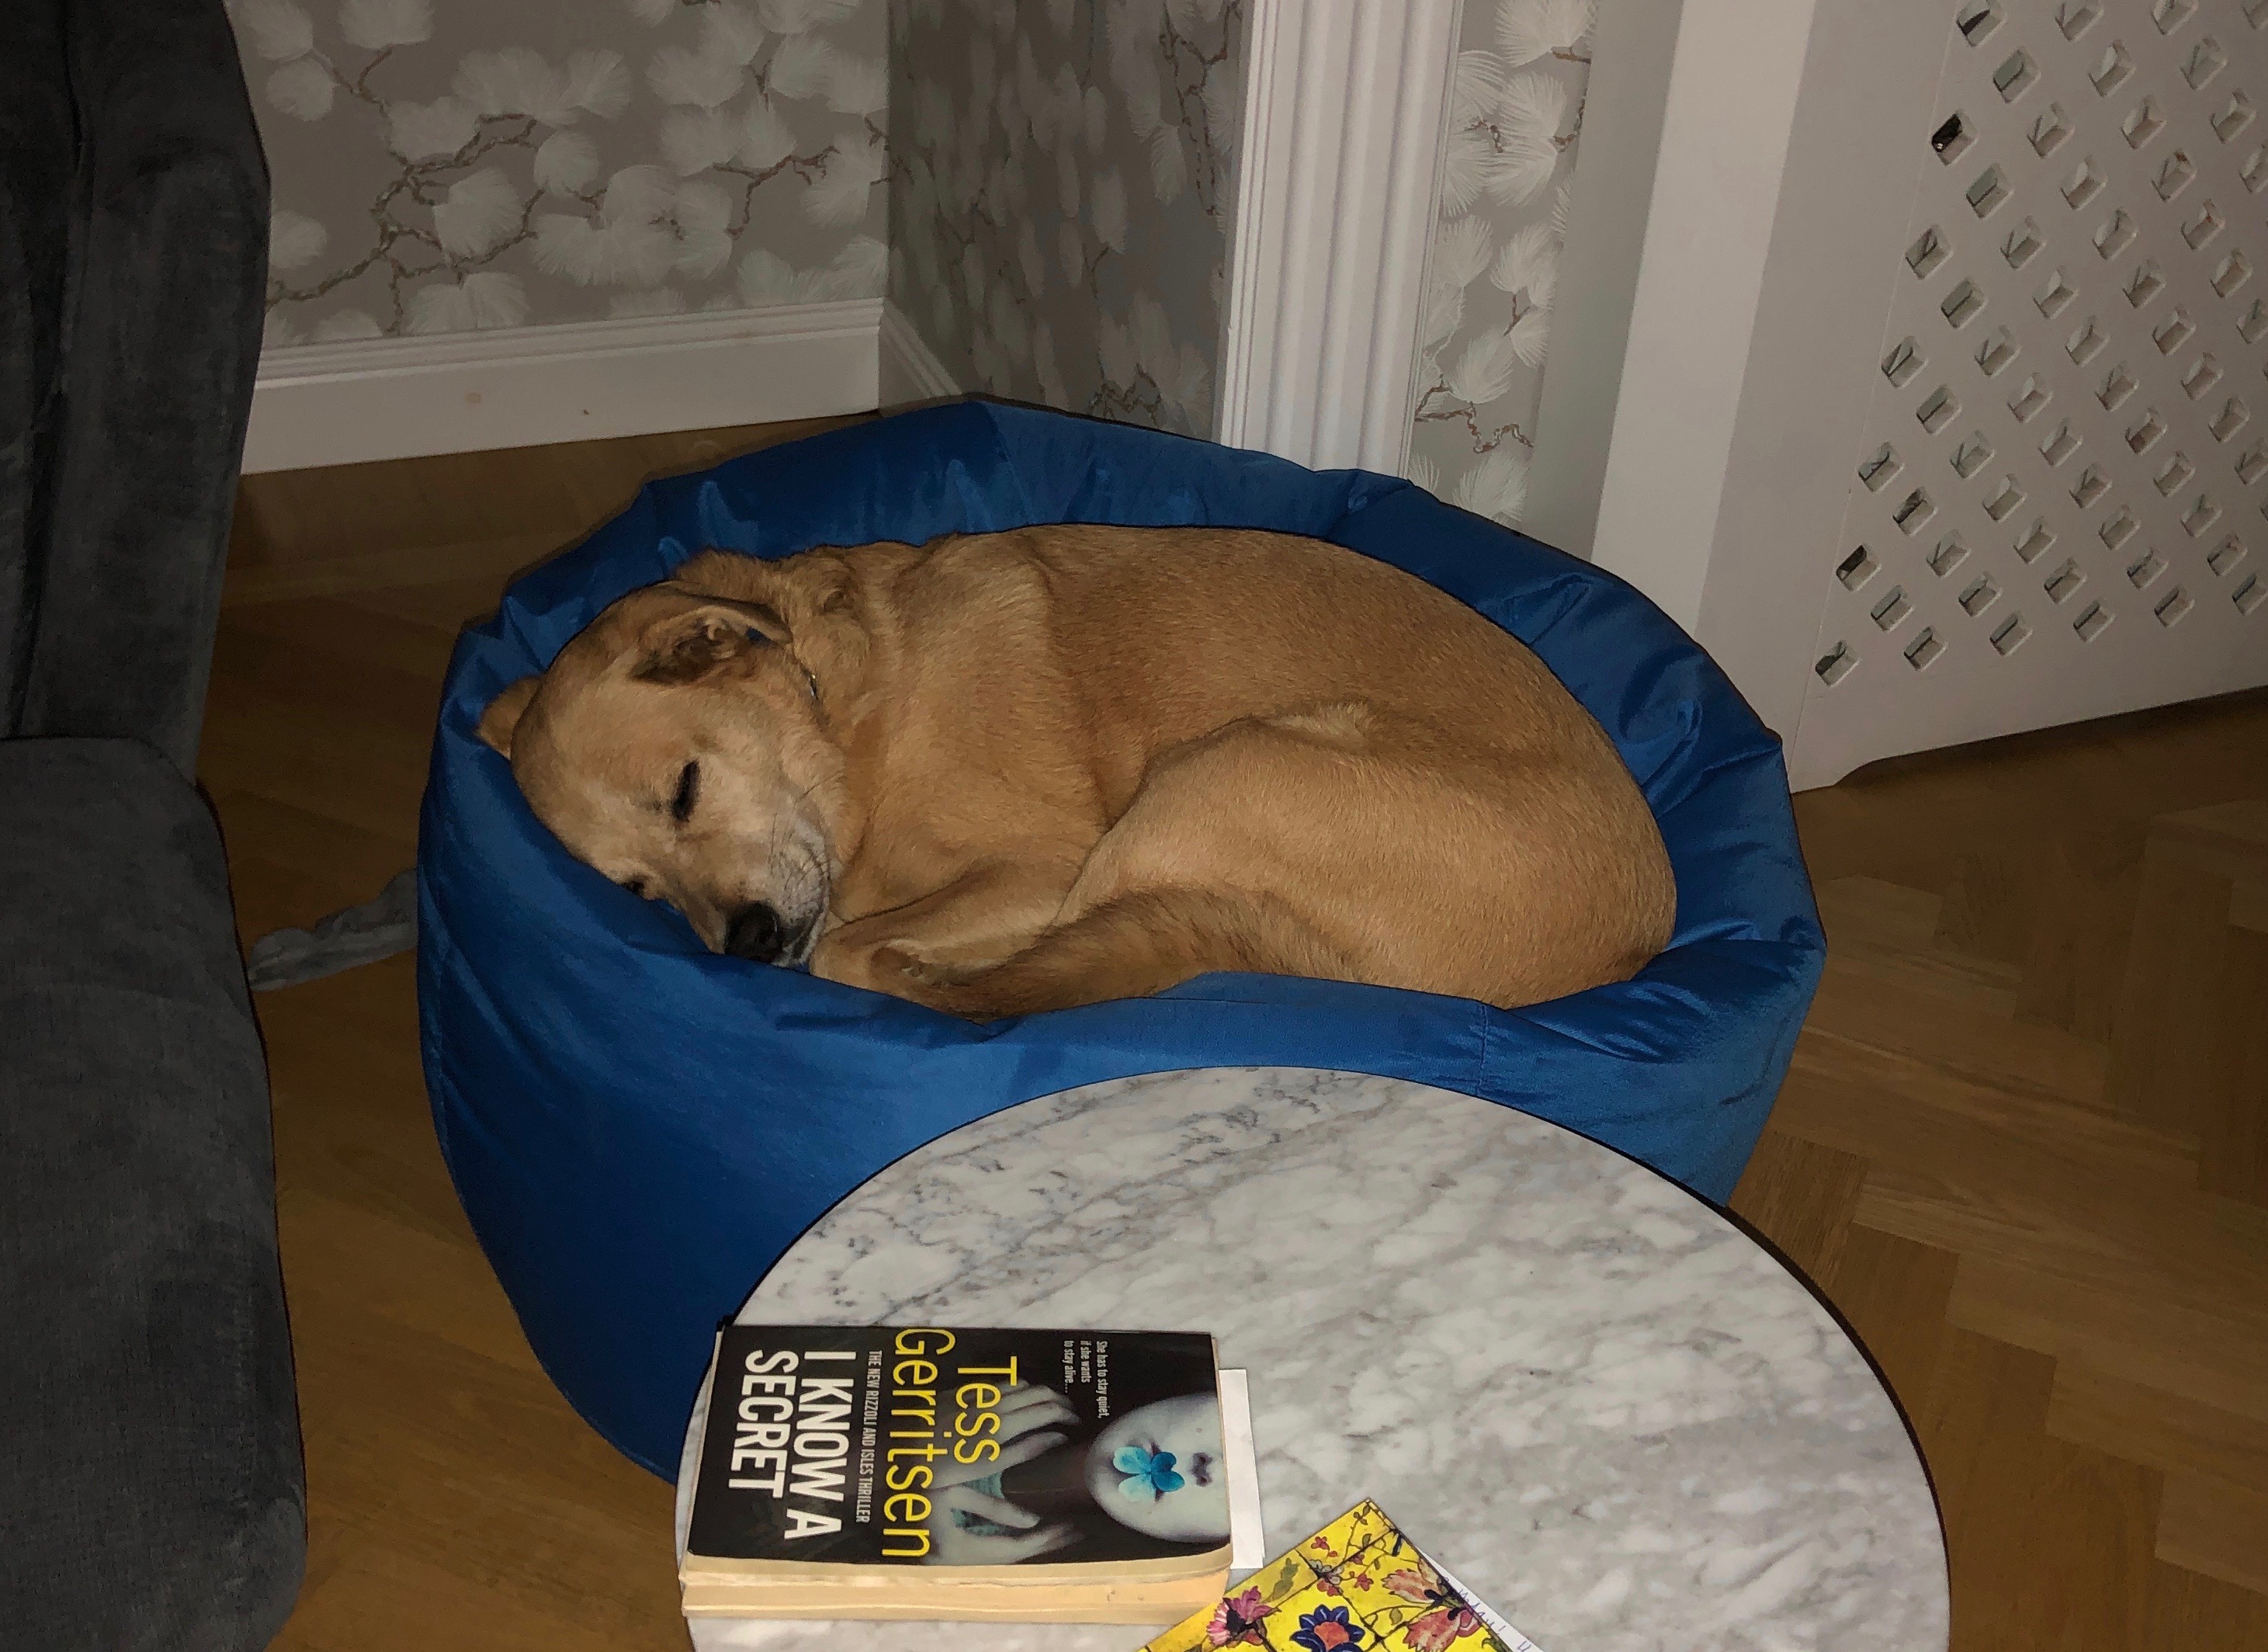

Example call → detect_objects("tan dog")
477 526 1675 1019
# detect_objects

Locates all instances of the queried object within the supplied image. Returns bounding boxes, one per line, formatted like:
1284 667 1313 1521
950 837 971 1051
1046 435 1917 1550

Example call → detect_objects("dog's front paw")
812 933 967 1000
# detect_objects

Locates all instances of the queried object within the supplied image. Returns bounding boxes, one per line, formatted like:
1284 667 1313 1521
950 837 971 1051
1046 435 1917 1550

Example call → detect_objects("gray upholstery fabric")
6 0 268 774
0 0 72 727
0 2 302 1644
0 740 303 1652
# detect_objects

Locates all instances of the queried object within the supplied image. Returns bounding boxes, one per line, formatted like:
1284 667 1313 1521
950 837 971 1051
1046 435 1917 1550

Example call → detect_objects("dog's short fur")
478 526 1675 1019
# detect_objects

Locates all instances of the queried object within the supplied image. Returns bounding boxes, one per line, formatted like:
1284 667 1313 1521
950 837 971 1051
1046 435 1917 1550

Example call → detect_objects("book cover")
686 1325 1229 1574
1140 1501 1540 1652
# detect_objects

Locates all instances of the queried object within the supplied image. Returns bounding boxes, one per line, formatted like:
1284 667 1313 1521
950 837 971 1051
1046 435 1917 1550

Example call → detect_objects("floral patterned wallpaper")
238 0 1586 487
886 0 1244 438
231 0 889 344
1407 0 1593 527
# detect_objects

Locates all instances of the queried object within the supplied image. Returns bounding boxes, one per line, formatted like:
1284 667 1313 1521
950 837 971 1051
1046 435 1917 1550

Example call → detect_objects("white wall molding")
244 299 883 474
1216 0 1462 474
877 299 963 407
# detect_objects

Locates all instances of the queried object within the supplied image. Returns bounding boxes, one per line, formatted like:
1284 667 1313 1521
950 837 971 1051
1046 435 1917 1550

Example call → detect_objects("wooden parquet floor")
1734 701 2268 1651
205 420 2268 1650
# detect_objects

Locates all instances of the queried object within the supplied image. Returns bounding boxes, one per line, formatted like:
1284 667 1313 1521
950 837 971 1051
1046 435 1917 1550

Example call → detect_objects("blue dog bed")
417 402 1824 1476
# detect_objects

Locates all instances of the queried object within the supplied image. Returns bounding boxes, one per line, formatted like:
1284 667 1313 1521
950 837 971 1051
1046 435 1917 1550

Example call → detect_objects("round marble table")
674 1067 1947 1650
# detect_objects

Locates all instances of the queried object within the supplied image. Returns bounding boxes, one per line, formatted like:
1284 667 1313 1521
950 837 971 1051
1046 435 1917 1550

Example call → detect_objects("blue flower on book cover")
1116 1443 1187 1501
1290 1602 1365 1651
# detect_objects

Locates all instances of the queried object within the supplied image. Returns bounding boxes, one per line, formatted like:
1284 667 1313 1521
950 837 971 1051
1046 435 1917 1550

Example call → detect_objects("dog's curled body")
478 526 1676 1019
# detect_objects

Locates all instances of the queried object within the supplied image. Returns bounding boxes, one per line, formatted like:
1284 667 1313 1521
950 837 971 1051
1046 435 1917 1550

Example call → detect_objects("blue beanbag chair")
418 401 1825 1476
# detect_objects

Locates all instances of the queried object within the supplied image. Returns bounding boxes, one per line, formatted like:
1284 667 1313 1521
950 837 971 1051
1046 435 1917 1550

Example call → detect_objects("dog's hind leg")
876 710 1385 1018
882 698 1633 1018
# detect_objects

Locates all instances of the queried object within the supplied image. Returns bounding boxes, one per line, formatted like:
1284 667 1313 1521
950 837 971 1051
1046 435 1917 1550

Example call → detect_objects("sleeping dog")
477 526 1675 1019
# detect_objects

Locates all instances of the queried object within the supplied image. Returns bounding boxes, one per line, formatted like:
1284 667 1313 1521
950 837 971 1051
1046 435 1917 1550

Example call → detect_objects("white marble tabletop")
675 1067 1947 1651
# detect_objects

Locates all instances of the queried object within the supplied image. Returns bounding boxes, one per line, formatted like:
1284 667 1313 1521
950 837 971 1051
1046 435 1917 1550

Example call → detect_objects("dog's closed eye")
671 760 700 824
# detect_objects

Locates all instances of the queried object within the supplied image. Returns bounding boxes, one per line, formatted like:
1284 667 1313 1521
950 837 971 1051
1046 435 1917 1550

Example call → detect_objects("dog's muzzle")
724 901 812 966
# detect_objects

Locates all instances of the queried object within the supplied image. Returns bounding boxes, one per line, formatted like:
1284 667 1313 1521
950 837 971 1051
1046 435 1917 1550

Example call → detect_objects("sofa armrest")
16 0 269 772
0 0 73 725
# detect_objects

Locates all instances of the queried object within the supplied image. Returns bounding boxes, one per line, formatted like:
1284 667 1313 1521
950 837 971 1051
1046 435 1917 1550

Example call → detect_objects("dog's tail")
906 887 1345 1020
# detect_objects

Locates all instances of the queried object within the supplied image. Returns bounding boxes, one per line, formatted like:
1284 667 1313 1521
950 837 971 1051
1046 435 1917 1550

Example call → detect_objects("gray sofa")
0 1 306 1647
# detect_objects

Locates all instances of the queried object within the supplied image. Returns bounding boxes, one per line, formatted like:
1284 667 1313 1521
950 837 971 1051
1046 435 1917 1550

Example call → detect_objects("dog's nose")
723 902 786 963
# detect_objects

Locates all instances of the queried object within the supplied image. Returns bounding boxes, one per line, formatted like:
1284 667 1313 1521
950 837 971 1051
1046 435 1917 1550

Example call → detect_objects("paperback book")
1143 1501 1542 1652
681 1324 1233 1622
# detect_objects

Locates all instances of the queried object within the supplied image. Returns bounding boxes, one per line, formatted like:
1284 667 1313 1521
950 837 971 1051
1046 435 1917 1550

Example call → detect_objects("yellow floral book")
1139 1501 1540 1652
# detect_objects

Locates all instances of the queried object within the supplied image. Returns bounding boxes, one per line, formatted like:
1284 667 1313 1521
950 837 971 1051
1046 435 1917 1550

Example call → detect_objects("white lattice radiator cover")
1797 0 2268 783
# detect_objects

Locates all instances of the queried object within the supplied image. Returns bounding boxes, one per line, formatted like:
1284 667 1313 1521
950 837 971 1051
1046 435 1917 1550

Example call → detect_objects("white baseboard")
877 299 962 408
243 299 883 474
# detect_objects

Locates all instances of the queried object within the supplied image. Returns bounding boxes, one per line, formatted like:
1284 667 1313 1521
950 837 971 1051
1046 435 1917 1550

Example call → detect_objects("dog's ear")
632 602 785 685
478 676 540 758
